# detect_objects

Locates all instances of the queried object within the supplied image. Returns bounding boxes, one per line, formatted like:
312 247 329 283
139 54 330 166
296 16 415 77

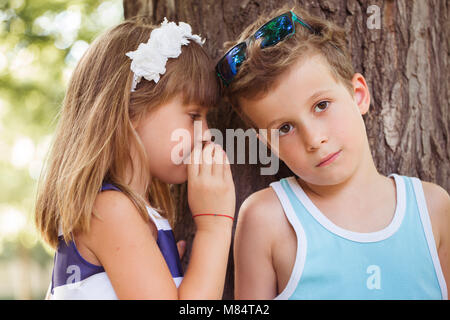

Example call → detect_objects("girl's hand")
182 141 235 298
187 141 235 229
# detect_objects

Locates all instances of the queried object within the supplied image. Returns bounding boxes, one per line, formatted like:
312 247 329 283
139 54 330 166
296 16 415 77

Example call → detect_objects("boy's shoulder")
237 185 287 234
420 180 450 218
414 179 450 249
421 180 450 208
420 180 450 227
240 185 282 212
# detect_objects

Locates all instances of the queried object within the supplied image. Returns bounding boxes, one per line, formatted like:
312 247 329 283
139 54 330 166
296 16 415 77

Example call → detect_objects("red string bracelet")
192 213 234 221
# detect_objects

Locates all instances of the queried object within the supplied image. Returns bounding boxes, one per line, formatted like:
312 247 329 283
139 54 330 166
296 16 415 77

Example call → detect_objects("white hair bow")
125 18 205 92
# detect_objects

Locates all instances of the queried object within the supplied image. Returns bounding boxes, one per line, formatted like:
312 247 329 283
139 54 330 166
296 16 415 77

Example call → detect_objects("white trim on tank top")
285 173 406 243
411 177 448 300
270 181 307 300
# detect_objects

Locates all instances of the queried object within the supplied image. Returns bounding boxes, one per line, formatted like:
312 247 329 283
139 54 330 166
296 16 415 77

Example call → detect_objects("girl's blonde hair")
36 16 219 248
222 5 354 128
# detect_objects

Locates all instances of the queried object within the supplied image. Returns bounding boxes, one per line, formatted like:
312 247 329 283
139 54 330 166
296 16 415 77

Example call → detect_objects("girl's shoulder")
83 187 157 251
73 187 154 267
94 186 137 219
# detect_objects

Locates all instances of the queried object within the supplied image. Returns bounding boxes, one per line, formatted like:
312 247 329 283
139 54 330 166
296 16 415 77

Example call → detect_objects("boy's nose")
306 135 327 151
302 125 328 152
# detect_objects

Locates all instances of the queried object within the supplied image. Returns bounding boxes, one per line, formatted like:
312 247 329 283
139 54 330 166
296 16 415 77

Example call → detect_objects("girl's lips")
317 150 341 167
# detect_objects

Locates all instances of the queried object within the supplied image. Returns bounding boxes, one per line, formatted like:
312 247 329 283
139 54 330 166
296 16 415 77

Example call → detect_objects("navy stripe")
157 230 184 278
51 237 105 293
101 182 121 192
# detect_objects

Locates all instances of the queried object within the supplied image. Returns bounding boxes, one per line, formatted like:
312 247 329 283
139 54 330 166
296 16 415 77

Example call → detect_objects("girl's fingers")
223 149 232 180
187 140 202 177
199 142 214 176
212 144 224 177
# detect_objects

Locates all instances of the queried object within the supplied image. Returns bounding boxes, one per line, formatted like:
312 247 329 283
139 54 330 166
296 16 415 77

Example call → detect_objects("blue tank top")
48 182 183 299
269 174 447 300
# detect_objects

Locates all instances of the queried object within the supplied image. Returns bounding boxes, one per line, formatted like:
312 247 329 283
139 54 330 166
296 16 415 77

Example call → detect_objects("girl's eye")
314 101 330 113
278 123 293 136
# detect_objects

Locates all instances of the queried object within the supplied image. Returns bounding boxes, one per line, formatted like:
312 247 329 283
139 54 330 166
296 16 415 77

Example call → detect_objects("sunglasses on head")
216 11 317 86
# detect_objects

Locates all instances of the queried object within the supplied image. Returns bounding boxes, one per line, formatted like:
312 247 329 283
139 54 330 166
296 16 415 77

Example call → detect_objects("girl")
35 16 235 299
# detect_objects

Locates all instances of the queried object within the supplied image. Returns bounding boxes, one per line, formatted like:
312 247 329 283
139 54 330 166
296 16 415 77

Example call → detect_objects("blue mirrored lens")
254 14 294 48
217 42 247 83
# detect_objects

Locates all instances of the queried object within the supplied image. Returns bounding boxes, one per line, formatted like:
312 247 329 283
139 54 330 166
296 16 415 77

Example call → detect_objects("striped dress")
48 182 183 299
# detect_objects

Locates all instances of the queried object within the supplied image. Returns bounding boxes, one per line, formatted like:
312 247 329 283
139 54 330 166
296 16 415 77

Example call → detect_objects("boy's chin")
296 170 352 187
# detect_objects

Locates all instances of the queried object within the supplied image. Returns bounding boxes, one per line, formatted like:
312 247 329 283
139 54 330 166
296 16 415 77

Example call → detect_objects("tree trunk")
123 0 449 299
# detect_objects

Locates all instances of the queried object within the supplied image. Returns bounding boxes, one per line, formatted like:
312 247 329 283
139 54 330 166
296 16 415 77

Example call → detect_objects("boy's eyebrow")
264 89 332 128
265 117 288 129
307 89 332 104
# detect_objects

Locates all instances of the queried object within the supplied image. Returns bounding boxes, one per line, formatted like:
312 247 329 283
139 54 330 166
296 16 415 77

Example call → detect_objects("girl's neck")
123 148 151 202
128 173 149 199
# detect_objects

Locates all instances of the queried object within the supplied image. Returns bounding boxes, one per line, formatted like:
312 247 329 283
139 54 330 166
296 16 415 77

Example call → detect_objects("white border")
173 276 183 288
285 174 406 243
411 177 448 300
50 272 118 300
146 206 172 231
270 180 307 300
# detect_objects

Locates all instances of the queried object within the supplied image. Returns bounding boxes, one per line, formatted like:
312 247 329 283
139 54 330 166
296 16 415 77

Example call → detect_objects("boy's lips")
316 150 341 167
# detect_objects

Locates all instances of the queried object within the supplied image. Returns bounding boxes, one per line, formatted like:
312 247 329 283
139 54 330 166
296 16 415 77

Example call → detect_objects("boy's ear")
351 73 370 115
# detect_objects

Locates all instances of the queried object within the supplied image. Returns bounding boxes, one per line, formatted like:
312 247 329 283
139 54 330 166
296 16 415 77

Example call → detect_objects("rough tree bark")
123 0 449 299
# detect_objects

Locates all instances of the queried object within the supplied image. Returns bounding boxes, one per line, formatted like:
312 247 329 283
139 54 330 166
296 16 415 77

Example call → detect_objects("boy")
216 6 450 299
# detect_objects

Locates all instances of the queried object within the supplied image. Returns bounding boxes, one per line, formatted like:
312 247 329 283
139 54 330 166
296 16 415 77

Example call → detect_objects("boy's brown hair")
221 5 355 128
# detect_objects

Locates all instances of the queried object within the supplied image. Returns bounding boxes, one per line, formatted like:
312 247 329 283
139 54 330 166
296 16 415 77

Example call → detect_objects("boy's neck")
297 150 384 200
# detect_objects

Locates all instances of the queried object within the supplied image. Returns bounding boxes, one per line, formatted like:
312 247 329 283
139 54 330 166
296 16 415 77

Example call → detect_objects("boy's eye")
314 101 330 113
278 123 293 136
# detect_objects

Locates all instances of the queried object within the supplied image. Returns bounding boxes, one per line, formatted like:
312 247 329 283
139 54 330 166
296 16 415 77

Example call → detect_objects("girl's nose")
203 128 212 143
202 121 212 143
193 119 210 140
194 120 211 148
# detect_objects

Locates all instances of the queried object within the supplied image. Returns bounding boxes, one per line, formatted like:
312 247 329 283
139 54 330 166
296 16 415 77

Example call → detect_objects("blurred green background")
0 0 124 299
